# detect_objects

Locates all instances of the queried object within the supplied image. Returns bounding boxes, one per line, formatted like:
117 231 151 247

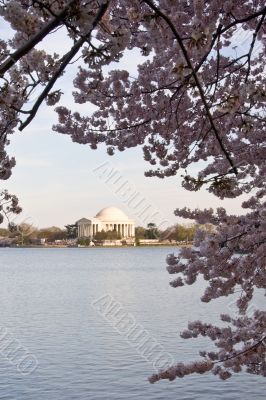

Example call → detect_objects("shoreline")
1 243 192 249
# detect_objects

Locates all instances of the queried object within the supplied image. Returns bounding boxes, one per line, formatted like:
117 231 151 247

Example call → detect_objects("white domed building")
77 207 135 238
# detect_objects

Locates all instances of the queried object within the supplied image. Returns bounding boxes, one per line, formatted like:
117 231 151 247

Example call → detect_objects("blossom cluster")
0 189 22 224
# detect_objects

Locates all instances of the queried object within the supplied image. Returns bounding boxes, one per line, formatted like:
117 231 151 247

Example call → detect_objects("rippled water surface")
0 247 265 399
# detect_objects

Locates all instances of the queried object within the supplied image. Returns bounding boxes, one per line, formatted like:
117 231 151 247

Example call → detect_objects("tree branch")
143 0 238 174
19 1 110 131
0 0 77 77
245 13 265 82
220 6 266 34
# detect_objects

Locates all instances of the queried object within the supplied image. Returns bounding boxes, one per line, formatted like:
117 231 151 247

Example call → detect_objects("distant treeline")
0 225 70 246
0 221 214 246
135 222 214 242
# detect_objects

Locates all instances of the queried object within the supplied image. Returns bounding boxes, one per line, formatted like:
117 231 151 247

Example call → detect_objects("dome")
95 207 129 221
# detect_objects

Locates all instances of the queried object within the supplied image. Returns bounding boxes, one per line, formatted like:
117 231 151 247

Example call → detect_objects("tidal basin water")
0 247 265 400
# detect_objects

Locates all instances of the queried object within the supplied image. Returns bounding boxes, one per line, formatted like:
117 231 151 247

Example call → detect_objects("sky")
1 18 249 230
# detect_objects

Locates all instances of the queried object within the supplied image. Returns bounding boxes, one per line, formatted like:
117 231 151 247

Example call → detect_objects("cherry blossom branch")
86 118 151 132
0 0 77 77
32 0 95 46
143 0 238 175
19 1 110 131
245 13 265 82
220 6 266 34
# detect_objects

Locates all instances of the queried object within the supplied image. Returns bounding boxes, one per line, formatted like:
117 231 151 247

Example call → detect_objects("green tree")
37 227 67 242
94 230 108 241
77 237 91 246
15 223 37 246
160 225 179 241
145 223 159 239
65 223 78 239
94 229 122 241
0 228 9 237
135 226 146 239
160 224 198 242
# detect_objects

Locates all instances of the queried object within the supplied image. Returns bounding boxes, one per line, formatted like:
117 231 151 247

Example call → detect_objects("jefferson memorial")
77 207 135 238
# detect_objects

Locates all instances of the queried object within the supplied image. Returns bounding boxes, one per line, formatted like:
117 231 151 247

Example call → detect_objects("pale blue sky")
1 21 247 229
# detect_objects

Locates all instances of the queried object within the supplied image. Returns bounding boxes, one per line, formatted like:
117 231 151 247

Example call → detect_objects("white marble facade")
77 207 135 238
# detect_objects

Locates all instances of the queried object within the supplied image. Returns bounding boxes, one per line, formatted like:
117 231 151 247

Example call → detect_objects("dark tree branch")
245 13 265 82
19 1 110 131
143 0 238 175
32 0 94 46
220 6 266 34
0 0 77 77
